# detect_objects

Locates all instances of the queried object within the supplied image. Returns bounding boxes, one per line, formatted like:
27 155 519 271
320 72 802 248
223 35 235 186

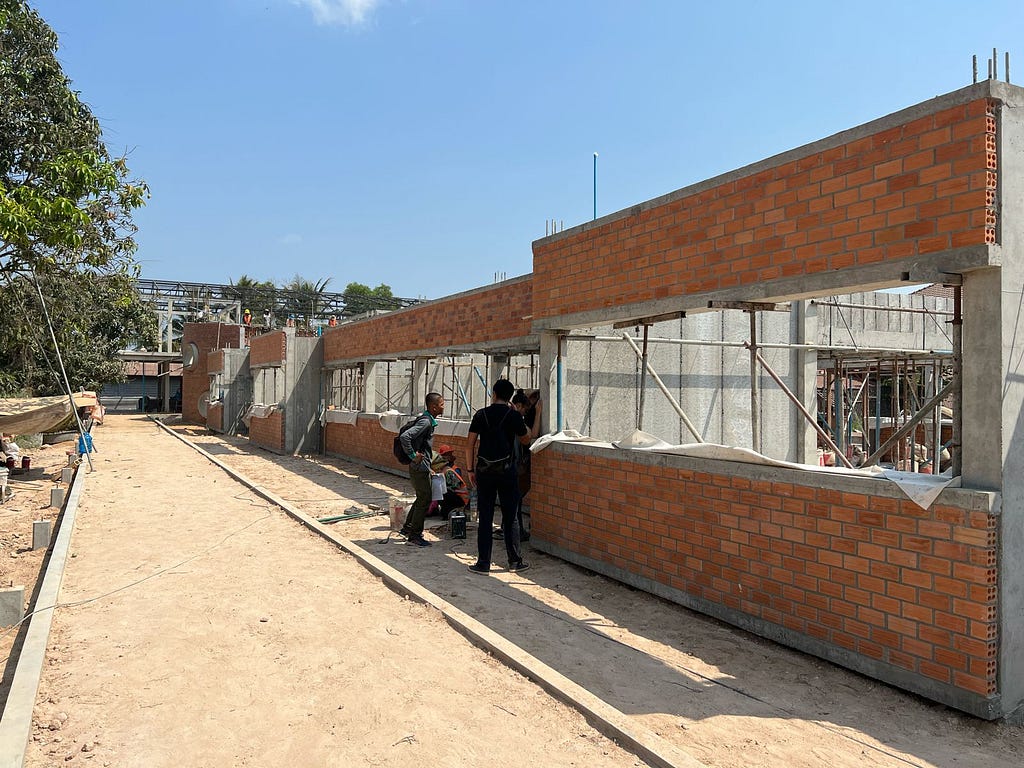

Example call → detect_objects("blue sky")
31 0 1024 300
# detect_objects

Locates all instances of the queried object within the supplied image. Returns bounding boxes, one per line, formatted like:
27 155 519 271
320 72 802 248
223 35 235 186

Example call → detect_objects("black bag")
476 454 513 476
476 407 513 476
392 418 419 465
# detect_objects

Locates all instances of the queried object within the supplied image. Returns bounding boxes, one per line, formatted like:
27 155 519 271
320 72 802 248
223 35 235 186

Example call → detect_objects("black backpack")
392 418 420 465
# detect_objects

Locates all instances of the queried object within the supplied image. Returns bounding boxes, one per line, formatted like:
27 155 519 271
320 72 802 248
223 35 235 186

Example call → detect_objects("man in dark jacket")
466 379 530 573
398 392 445 546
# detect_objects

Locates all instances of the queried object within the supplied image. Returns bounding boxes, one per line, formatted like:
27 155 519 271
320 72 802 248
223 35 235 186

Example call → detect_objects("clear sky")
30 0 1024 300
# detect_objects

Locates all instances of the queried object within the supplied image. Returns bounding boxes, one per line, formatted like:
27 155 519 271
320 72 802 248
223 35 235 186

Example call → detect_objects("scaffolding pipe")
556 335 564 431
638 325 650 431
952 286 963 476
576 335 951 356
861 379 956 468
749 311 760 453
745 342 853 468
809 300 954 317
620 333 704 442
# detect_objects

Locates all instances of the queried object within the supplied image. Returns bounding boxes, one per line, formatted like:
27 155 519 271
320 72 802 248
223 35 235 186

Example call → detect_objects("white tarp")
323 409 359 425
533 428 959 510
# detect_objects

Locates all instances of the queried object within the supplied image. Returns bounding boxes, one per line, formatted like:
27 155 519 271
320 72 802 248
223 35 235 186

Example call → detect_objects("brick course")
532 99 998 321
323 278 532 362
249 412 285 453
249 331 287 366
530 446 997 699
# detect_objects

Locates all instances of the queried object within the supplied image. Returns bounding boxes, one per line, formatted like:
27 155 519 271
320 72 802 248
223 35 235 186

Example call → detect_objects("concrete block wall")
532 97 996 324
531 442 999 716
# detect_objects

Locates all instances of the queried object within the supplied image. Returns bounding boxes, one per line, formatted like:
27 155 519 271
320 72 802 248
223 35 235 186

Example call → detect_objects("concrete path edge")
0 461 86 768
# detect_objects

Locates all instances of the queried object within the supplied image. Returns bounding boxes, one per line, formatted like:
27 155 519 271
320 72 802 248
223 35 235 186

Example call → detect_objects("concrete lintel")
535 80 1024 250
326 335 540 366
531 538 1002 720
544 440 999 512
532 247 994 332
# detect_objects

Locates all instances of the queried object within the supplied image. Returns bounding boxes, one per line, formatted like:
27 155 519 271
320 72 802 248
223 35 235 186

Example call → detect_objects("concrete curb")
154 419 707 768
0 463 85 768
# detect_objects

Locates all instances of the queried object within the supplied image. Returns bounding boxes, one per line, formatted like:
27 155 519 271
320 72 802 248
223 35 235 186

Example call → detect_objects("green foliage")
282 275 332 328
343 281 399 315
0 269 158 396
226 274 277 319
0 0 148 277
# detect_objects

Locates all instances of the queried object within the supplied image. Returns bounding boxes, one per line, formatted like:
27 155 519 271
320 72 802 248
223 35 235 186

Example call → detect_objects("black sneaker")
467 563 490 574
508 561 530 572
406 536 432 547
492 528 504 540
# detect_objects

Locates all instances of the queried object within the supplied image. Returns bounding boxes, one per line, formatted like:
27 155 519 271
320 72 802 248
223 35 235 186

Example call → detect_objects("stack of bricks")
531 446 997 699
532 98 998 321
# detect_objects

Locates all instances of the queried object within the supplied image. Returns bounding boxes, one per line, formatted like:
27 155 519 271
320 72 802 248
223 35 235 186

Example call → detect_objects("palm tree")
282 275 332 328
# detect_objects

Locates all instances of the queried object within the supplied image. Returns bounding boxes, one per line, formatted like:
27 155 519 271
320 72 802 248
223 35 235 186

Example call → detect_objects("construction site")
3 76 1024 767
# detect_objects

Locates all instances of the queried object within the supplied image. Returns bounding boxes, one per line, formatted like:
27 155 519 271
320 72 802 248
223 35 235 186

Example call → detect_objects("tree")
282 275 332 328
0 270 158 397
226 274 276 321
342 282 400 316
0 1 148 278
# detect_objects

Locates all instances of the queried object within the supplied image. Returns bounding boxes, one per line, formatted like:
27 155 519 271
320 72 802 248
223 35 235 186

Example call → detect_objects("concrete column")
409 359 427 414
362 361 379 413
282 328 297 452
488 354 509 387
160 361 171 412
790 300 818 464
992 89 1024 720
538 331 560 435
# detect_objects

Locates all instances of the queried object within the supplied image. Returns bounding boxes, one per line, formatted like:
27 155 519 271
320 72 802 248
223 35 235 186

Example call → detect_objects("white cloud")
291 0 382 26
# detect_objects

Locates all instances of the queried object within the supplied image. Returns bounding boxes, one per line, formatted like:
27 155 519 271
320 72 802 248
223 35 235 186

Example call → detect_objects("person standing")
398 392 445 547
466 379 531 574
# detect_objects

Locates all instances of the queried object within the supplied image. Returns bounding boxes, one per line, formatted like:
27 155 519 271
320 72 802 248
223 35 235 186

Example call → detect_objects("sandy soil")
3 414 1023 767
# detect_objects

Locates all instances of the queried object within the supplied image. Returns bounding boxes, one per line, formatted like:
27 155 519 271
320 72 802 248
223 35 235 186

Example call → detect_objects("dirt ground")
2 414 1023 767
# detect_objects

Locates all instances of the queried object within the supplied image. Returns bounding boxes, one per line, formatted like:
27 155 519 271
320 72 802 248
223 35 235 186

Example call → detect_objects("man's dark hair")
511 391 530 407
493 379 515 401
426 392 443 408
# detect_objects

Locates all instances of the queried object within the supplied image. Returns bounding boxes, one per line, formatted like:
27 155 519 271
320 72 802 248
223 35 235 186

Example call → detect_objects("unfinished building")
181 79 1024 721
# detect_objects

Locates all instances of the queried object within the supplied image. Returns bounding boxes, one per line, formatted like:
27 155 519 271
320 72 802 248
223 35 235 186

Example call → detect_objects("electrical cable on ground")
0 508 273 670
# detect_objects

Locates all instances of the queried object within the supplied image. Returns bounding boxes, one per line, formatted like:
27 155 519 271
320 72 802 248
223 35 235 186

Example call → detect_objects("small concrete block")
0 586 25 628
33 519 51 550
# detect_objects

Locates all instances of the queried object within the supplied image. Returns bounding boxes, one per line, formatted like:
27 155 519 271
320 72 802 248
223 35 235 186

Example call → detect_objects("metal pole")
749 311 760 453
621 332 704 442
580 334 951 357
556 335 564 431
638 325 649 431
952 286 962 476
745 342 853 468
592 152 598 221
862 380 956 468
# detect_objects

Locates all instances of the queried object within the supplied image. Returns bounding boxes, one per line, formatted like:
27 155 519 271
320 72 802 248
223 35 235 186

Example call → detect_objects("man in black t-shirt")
466 379 530 574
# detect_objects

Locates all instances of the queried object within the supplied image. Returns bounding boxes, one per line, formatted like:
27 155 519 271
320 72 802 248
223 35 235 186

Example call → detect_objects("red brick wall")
181 323 245 425
207 403 224 432
249 331 287 366
323 278 532 362
249 412 285 453
532 99 997 320
531 445 997 701
207 350 224 374
324 418 471 472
